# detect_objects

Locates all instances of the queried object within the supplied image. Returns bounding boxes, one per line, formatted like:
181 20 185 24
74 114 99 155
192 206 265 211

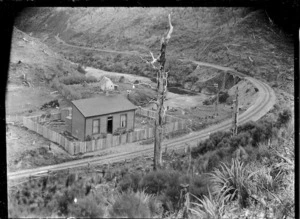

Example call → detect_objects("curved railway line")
8 41 276 181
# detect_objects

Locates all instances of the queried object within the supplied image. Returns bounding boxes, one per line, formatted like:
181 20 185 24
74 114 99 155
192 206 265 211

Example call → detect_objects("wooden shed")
71 95 137 141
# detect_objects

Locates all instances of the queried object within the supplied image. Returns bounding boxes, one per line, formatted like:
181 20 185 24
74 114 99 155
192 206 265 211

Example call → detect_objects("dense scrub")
8 108 294 218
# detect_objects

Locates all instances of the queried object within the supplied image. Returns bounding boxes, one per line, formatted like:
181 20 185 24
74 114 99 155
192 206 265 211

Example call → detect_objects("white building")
99 76 115 91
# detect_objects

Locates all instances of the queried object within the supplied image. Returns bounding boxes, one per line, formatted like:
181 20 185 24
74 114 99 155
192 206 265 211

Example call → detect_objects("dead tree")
140 14 173 170
232 86 239 136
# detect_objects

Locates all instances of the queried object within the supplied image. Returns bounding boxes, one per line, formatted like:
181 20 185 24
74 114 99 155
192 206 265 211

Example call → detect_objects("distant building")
70 95 137 141
99 76 115 91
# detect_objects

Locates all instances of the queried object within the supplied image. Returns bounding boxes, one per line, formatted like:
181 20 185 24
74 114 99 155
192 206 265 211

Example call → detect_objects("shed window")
92 119 100 134
120 114 127 128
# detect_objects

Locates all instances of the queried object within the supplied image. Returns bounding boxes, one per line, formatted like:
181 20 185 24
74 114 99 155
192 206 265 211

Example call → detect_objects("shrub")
50 77 62 90
229 132 252 149
218 91 229 103
192 150 224 174
277 108 292 127
109 192 151 218
163 172 182 209
192 131 231 157
238 119 277 146
209 158 254 208
68 195 104 218
139 170 170 195
150 77 157 83
77 64 86 74
189 190 226 219
139 170 186 212
118 172 142 192
203 98 212 105
59 74 97 85
165 128 190 139
253 165 284 194
61 84 82 100
50 77 83 100
113 128 127 135
85 135 92 141
182 175 210 200
119 75 125 83
65 173 77 188
185 76 198 84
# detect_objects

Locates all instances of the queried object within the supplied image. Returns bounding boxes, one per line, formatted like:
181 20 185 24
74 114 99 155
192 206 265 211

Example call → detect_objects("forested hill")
15 7 294 94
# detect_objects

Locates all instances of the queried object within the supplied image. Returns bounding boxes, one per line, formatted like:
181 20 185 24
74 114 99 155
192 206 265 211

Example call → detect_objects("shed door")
107 116 113 134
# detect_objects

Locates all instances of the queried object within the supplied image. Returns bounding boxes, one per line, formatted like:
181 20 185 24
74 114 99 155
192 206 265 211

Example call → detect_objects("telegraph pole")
232 86 239 136
222 72 227 91
214 83 219 115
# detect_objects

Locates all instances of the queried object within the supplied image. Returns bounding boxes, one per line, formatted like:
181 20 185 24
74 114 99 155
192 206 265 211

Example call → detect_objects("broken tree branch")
139 52 158 69
165 14 173 42
150 51 158 64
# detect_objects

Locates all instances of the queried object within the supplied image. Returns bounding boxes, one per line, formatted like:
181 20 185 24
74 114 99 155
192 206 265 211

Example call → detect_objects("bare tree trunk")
154 15 173 170
154 29 169 170
153 74 165 170
139 15 173 170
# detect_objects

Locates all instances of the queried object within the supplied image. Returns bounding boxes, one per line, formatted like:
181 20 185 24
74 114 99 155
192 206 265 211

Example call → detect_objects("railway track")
7 47 276 181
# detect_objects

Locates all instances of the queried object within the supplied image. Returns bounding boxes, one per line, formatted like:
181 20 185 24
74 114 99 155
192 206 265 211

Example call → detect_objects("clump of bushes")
50 78 82 100
165 128 190 139
203 96 216 105
118 172 143 192
276 108 292 127
192 117 278 158
150 77 157 83
119 75 125 83
59 74 97 85
68 194 104 218
202 91 228 106
77 64 86 74
113 128 127 136
109 191 156 218
218 91 229 103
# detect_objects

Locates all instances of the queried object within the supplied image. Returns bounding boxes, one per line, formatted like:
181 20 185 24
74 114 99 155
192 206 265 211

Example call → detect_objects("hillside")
7 7 295 219
15 7 294 95
6 27 86 115
9 27 82 85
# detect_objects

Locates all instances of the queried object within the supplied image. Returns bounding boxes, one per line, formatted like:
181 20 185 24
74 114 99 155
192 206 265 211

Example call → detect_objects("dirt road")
55 35 143 57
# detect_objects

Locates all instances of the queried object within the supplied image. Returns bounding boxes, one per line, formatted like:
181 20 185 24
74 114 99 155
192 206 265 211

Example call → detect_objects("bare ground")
6 125 73 172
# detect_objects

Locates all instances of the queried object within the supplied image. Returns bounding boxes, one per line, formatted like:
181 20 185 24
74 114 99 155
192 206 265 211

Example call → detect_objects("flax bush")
209 158 255 208
189 190 227 219
109 191 151 218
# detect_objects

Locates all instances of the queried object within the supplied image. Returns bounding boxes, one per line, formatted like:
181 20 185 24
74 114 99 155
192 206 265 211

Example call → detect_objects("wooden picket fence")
6 114 25 123
136 107 186 124
22 110 187 156
23 113 75 155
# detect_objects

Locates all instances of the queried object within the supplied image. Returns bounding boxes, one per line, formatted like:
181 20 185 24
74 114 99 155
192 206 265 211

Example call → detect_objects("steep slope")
6 27 82 115
9 27 81 86
15 7 294 94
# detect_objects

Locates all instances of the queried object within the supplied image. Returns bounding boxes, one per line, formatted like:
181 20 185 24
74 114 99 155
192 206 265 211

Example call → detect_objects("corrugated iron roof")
72 95 137 118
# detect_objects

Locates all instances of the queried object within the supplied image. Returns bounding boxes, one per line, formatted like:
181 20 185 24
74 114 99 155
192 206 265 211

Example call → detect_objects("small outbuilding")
99 76 115 91
71 95 137 141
